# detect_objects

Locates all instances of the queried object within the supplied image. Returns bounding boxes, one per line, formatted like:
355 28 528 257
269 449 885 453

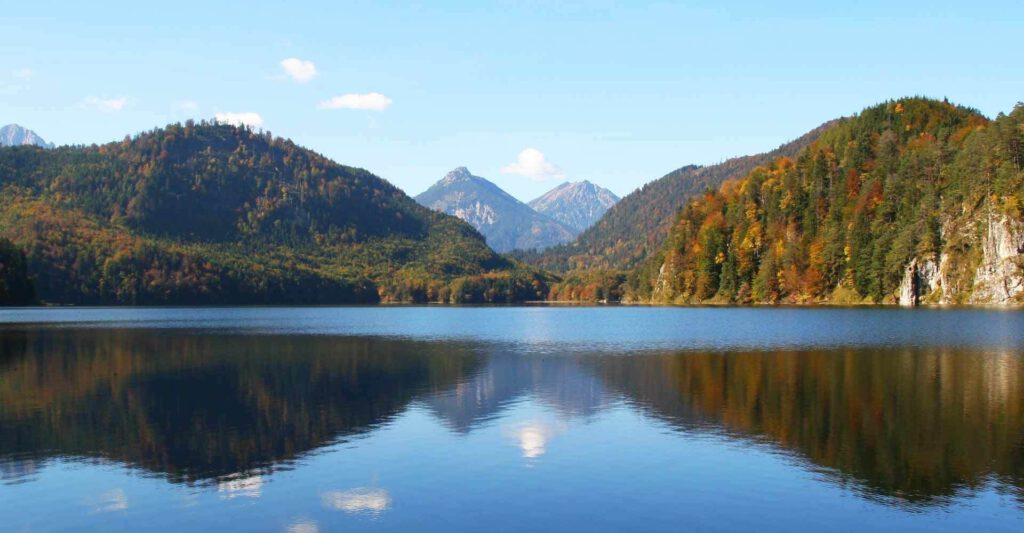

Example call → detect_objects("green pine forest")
1 97 1021 306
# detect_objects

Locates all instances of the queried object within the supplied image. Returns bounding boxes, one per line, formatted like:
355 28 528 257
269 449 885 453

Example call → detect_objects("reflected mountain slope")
422 352 616 432
0 328 481 484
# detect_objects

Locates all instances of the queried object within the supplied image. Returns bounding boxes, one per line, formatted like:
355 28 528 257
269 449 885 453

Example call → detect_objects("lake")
1 307 1022 531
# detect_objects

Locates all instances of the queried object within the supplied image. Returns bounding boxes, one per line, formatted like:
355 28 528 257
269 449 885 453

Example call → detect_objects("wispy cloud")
0 68 34 95
82 96 128 112
280 58 317 83
318 92 392 111
175 100 199 112
214 111 264 128
500 148 564 182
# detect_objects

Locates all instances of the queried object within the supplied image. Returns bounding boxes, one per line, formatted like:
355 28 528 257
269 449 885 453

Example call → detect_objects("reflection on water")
593 349 1024 505
0 329 480 483
321 488 393 515
0 312 1022 530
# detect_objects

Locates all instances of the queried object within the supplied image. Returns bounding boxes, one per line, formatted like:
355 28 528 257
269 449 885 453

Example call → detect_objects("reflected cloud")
505 419 565 459
217 475 263 499
321 488 392 515
287 519 319 533
89 488 128 513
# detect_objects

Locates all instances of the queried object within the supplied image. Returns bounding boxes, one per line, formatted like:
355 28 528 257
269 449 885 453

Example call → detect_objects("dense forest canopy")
0 121 548 304
0 238 35 306
633 98 1024 305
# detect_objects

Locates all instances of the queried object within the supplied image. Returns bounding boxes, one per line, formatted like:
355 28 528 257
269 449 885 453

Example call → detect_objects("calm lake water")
1 307 1022 531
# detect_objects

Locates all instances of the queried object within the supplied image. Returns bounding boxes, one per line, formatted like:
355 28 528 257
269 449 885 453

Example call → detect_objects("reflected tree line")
0 327 1021 506
592 350 1024 505
0 330 480 483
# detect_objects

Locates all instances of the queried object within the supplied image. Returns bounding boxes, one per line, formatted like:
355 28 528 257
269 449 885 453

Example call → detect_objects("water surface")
1 307 1022 531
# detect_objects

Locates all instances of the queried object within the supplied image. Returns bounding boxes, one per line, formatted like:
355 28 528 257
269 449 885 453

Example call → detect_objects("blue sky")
2 1 1022 201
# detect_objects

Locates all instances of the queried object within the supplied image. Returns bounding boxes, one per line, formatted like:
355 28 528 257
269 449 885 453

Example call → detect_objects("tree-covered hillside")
0 238 35 306
0 121 548 304
636 98 1024 305
519 121 836 273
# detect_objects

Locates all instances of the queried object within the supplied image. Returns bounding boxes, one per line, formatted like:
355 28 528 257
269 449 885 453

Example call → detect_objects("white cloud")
500 148 564 182
11 68 34 80
175 100 199 112
318 92 392 111
280 58 317 83
214 111 264 128
83 96 128 112
321 488 392 515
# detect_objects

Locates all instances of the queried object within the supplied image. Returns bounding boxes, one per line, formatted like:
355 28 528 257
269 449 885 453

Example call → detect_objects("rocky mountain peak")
442 166 474 184
0 124 54 149
528 180 620 234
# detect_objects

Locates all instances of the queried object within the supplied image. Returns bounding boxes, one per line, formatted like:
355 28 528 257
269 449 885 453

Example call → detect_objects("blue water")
1 306 1022 531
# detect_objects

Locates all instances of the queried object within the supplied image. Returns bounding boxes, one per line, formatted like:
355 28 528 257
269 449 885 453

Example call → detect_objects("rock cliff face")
898 215 1023 306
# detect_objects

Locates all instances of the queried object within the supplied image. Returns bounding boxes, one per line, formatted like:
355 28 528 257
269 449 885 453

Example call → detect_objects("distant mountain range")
415 167 581 252
528 181 619 233
0 124 53 149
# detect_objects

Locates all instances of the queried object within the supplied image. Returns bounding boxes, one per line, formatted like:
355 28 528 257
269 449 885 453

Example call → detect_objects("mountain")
0 121 548 304
637 97 1024 306
528 181 619 234
415 167 575 252
0 124 53 149
520 120 837 272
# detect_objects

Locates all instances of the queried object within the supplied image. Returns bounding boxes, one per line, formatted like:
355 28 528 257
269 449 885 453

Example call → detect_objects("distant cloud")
318 92 392 111
280 58 317 83
214 111 264 128
83 96 128 112
175 100 199 112
501 148 564 182
11 68 34 80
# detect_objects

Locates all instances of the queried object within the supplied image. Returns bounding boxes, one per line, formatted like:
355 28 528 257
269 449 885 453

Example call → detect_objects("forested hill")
519 120 837 272
637 98 1024 305
0 121 547 304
